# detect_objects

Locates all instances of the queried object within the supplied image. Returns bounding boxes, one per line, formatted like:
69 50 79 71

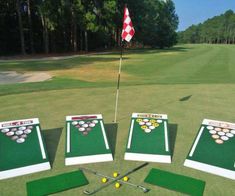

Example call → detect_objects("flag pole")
114 40 123 123
114 4 134 123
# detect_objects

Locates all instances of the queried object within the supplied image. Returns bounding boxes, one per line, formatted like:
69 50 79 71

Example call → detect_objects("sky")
173 0 235 31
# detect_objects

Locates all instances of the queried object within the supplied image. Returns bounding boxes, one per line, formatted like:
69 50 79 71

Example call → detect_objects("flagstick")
114 41 123 123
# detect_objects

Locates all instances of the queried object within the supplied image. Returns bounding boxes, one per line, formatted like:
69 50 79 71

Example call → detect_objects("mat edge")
184 159 235 180
65 153 113 165
124 152 171 163
0 162 51 180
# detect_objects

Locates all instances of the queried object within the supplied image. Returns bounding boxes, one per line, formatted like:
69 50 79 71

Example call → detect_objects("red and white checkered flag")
121 6 135 42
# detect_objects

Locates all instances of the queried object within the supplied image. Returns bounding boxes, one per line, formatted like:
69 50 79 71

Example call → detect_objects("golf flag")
114 5 135 123
121 6 135 42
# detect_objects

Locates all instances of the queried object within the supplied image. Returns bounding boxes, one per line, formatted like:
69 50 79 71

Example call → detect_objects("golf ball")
101 178 107 183
113 172 119 178
115 182 121 189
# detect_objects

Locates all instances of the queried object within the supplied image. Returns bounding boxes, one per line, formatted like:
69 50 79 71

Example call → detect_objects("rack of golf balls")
207 125 235 144
71 119 99 136
1 126 33 144
136 118 163 133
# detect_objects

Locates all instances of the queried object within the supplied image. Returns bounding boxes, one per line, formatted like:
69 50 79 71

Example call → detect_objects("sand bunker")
0 71 52 84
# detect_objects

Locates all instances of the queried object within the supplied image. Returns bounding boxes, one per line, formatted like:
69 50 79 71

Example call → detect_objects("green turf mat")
144 168 205 196
26 170 89 196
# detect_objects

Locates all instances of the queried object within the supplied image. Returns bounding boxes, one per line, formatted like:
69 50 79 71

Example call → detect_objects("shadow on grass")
122 46 190 55
0 56 124 72
179 95 192 102
42 127 63 167
104 123 118 158
167 46 191 52
168 123 178 161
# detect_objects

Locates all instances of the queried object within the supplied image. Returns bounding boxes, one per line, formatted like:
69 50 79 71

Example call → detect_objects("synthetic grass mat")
144 168 205 196
26 170 88 196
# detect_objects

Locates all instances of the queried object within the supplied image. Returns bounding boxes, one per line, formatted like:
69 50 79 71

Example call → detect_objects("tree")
178 10 235 45
135 0 178 48
157 0 178 48
16 0 26 54
27 0 35 53
38 0 58 53
0 0 179 55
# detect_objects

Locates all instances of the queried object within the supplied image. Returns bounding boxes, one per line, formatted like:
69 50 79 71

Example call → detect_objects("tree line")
178 10 235 44
0 0 178 55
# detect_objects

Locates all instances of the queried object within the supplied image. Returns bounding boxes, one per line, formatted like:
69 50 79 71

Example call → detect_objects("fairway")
2 44 235 96
0 44 235 195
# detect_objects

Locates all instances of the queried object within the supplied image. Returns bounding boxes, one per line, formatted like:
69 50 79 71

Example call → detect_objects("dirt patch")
51 64 136 82
0 71 52 84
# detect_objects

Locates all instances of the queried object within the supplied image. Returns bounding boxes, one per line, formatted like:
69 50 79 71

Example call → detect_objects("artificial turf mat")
26 170 88 196
144 168 205 196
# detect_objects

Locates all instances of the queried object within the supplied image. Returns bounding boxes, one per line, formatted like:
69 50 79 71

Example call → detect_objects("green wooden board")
124 113 171 163
184 119 235 180
65 114 113 165
0 118 50 180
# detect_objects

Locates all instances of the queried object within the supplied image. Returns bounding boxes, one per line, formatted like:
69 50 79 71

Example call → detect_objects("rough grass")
0 44 235 195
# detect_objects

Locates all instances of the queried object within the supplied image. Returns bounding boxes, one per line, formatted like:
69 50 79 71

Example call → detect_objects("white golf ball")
149 126 155 130
144 129 151 133
16 138 25 143
24 129 32 134
143 119 149 122
1 128 9 133
72 121 78 125
226 133 234 138
92 120 99 124
78 121 85 125
214 127 222 131
206 126 214 130
18 126 26 131
209 130 216 135
230 130 235 134
82 124 88 128
146 122 152 126
6 131 14 136
221 136 229 141
15 130 24 135
218 131 225 136
79 127 85 132
139 121 145 126
89 123 96 127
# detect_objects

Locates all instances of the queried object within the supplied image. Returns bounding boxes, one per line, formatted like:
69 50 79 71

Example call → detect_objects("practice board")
124 113 171 163
0 118 51 180
65 114 113 165
184 119 235 180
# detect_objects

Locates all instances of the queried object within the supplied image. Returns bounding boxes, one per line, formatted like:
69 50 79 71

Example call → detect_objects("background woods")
178 10 235 44
0 0 178 55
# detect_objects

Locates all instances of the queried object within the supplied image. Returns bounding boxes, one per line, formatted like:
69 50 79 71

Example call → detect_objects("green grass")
0 44 235 196
2 44 235 96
